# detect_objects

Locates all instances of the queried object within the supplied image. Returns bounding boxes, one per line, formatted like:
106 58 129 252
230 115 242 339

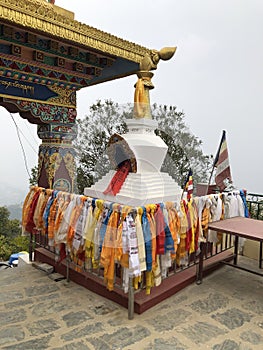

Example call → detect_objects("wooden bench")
196 216 263 284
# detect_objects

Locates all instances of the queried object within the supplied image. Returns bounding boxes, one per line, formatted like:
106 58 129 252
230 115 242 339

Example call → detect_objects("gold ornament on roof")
139 47 177 71
134 47 177 119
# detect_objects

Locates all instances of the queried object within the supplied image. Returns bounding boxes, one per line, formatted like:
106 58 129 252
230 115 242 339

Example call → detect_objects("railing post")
29 232 33 262
196 241 205 285
66 252 70 283
128 277 134 320
259 241 263 269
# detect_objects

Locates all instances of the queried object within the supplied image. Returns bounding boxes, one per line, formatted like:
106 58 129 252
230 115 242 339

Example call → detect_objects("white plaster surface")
84 118 182 205
84 171 182 206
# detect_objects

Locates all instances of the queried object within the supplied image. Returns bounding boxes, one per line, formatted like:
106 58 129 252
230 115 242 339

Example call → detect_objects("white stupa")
84 117 182 206
84 47 182 206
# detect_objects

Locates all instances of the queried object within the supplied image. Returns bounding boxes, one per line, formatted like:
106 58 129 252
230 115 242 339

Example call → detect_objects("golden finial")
134 47 177 119
139 47 177 71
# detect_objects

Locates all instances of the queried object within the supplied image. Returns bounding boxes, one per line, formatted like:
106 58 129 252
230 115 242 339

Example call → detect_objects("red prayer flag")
103 160 131 196
214 130 232 191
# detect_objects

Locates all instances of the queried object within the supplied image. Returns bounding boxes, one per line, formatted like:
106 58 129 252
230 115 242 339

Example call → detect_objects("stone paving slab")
0 257 262 349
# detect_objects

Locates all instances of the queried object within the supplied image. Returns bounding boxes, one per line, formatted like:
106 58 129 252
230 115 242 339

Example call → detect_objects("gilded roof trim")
0 0 150 63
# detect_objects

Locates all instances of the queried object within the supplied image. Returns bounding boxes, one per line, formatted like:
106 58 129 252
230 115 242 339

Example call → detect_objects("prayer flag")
214 130 232 191
103 160 131 196
184 169 193 201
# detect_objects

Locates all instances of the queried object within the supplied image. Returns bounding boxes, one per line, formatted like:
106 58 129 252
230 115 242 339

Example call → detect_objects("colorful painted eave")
0 0 151 64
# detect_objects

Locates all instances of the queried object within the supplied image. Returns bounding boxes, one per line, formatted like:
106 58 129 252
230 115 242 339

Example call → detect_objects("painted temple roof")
0 0 151 88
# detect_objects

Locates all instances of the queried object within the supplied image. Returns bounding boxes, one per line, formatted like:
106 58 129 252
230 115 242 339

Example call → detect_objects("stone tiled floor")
0 257 262 349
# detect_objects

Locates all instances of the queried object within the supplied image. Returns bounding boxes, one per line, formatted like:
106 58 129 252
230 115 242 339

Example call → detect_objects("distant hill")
7 203 23 221
0 182 28 207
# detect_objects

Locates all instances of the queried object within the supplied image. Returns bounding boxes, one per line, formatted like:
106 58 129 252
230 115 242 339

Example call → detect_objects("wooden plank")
208 217 263 241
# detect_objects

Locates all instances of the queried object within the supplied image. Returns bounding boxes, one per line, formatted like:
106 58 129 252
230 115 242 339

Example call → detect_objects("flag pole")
205 130 226 196
205 162 216 195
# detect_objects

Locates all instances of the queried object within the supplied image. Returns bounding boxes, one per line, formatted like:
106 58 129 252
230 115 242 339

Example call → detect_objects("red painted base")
34 248 233 314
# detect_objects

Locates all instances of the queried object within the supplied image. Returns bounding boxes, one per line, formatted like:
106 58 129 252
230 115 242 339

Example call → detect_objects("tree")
0 235 12 261
0 235 29 261
0 207 9 237
74 100 213 194
153 104 213 187
0 206 28 261
0 206 21 238
29 165 38 187
75 100 128 194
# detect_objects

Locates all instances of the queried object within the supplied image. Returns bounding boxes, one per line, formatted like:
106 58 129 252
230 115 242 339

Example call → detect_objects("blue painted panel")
0 76 58 101
88 57 139 85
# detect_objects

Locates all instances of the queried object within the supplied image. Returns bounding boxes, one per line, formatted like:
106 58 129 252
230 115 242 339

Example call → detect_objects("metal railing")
30 224 235 299
245 193 263 269
246 193 263 220
28 191 263 318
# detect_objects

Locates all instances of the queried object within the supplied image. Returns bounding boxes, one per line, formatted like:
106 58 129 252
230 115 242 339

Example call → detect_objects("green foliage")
0 206 21 238
74 100 213 194
0 235 29 261
0 206 25 261
0 207 9 236
6 219 21 239
152 104 213 187
247 201 263 220
29 165 39 187
0 235 11 261
12 235 30 253
74 100 128 194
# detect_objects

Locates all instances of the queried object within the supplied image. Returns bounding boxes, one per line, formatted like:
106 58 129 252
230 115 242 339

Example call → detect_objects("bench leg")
234 235 239 265
259 241 263 269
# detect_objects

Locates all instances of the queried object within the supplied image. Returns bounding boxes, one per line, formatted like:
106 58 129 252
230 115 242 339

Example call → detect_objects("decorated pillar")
37 111 77 193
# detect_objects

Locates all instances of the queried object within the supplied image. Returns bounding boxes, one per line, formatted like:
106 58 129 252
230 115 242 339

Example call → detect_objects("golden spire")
134 47 177 119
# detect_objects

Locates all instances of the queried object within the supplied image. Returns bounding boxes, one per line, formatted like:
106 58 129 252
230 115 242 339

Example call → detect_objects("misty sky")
1 0 262 204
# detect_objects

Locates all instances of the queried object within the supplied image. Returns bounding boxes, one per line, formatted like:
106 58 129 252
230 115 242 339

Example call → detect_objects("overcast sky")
1 0 262 204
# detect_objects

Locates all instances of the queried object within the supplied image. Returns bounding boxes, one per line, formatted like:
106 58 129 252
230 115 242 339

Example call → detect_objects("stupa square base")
84 171 182 206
